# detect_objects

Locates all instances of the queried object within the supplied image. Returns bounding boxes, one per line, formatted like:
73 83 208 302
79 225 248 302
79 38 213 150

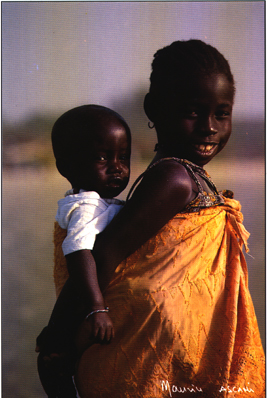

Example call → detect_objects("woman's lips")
193 143 217 155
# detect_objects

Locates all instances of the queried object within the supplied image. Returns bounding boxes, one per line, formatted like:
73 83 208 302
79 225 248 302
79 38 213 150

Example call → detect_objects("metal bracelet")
85 307 109 320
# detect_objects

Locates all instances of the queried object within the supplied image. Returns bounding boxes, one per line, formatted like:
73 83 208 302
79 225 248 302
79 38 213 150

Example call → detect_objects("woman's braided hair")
149 39 235 100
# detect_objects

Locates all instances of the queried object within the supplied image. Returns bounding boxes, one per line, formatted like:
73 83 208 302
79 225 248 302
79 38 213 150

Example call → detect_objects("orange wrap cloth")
54 198 265 398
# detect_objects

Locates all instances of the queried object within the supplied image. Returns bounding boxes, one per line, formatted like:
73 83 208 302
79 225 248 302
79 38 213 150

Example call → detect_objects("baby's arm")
55 196 121 343
36 249 113 358
37 197 117 354
66 249 114 342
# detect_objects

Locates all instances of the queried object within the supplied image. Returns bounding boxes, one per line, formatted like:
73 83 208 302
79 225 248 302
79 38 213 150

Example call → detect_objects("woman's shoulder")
128 157 195 213
146 157 193 192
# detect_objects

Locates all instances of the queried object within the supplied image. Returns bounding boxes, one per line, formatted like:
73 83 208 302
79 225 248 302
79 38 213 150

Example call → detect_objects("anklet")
85 307 109 320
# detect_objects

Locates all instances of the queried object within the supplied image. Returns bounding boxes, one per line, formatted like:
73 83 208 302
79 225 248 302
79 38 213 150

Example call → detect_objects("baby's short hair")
51 104 130 171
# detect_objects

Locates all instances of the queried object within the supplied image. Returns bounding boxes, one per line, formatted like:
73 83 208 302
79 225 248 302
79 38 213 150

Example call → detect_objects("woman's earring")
148 121 155 129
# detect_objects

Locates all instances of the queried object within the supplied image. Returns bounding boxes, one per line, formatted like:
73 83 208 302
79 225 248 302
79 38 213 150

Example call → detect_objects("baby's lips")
107 176 123 186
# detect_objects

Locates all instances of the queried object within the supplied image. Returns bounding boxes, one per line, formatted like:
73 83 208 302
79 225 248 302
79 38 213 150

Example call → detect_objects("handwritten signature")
219 385 255 394
161 380 255 396
161 380 202 396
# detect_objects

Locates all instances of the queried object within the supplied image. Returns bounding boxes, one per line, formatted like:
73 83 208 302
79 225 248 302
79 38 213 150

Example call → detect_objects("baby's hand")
90 312 114 342
74 312 114 355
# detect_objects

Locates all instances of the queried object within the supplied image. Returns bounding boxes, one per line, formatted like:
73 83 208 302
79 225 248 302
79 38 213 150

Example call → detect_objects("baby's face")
73 121 131 198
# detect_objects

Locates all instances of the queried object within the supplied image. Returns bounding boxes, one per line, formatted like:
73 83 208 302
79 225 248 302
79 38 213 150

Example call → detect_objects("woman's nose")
200 116 218 136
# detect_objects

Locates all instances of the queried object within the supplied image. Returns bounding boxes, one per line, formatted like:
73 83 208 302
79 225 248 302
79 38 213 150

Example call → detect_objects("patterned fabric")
73 197 265 397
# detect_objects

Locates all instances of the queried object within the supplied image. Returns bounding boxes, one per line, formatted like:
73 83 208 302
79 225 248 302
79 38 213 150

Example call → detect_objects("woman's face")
154 73 234 167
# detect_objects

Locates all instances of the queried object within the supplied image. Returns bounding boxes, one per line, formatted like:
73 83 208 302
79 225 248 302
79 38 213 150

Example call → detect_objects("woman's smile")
193 142 218 157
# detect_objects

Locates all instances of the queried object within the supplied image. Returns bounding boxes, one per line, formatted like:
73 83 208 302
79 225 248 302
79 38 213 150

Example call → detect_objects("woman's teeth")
195 144 214 153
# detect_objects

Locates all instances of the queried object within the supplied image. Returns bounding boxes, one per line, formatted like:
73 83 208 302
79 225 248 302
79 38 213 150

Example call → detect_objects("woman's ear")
144 93 156 122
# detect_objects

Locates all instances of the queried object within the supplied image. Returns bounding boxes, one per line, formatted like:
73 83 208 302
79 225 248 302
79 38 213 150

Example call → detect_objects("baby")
37 104 131 398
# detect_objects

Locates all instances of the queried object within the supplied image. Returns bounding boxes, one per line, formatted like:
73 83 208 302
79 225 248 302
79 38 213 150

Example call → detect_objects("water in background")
2 119 265 397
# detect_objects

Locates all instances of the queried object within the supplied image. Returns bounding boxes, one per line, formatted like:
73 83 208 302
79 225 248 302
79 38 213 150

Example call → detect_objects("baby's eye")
119 152 131 161
184 109 198 118
119 155 128 161
95 155 107 161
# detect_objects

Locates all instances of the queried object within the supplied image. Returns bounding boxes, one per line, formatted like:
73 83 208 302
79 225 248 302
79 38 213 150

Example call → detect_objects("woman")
70 40 264 398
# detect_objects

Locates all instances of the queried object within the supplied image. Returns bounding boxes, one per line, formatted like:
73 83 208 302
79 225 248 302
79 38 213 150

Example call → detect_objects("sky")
2 1 265 124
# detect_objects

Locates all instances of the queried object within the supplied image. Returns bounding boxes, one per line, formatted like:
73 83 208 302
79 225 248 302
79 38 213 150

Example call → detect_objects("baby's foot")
37 351 78 398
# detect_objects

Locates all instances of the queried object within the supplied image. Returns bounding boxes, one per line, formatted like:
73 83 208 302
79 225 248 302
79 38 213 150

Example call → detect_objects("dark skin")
66 118 131 343
38 74 233 364
63 75 234 360
36 117 130 360
71 74 234 304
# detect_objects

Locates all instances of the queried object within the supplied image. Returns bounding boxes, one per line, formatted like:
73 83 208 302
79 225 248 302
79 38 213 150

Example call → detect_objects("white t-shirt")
55 190 124 256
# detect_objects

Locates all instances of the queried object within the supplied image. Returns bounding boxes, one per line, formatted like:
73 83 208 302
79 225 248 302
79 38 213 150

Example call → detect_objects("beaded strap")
126 157 225 211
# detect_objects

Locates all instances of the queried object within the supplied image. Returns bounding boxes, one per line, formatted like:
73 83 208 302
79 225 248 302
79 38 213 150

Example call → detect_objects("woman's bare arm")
93 160 195 291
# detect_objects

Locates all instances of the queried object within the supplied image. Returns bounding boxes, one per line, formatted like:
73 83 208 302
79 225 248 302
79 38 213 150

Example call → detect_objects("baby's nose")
108 159 122 173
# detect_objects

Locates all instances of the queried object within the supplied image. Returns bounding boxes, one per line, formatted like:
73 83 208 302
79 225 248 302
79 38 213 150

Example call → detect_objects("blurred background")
2 2 265 397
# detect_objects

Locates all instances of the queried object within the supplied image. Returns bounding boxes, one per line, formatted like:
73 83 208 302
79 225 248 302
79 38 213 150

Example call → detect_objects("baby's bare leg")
36 278 84 397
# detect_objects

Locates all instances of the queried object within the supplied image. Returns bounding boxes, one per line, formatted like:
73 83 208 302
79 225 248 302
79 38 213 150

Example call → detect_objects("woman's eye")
190 111 198 117
216 111 230 119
